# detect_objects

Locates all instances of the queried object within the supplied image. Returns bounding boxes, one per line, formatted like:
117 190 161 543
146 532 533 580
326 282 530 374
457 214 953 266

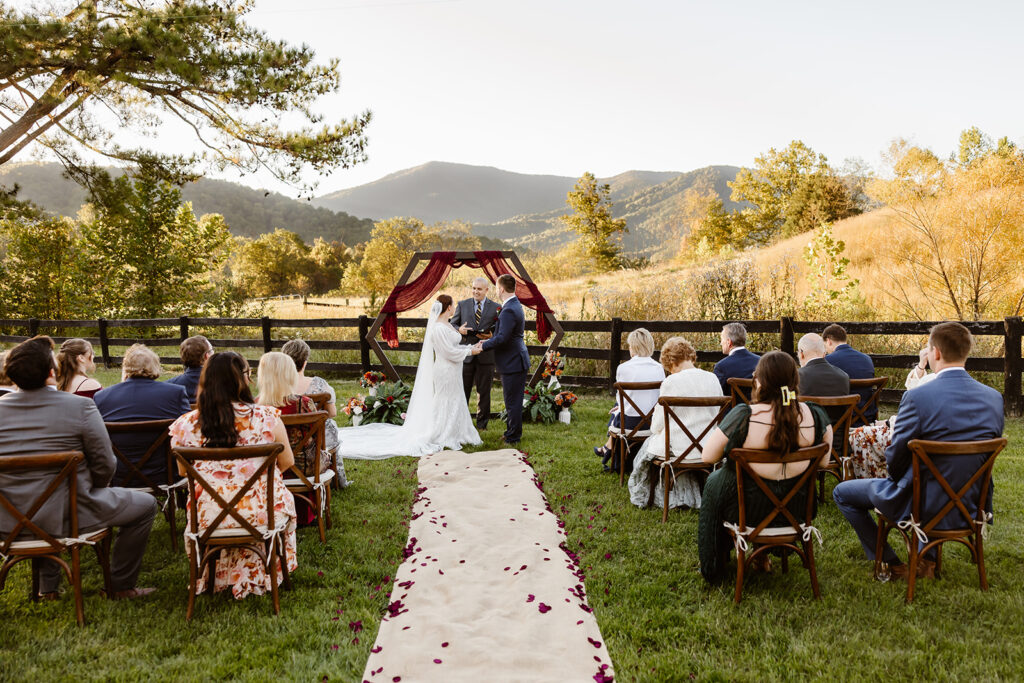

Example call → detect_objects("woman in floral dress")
170 352 298 599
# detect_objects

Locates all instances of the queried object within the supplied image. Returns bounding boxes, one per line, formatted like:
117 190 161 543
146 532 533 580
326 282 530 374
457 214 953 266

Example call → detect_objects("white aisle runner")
362 449 615 683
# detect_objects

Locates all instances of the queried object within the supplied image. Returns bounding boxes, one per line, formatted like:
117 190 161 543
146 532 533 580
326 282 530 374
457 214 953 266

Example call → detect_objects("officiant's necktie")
475 302 482 327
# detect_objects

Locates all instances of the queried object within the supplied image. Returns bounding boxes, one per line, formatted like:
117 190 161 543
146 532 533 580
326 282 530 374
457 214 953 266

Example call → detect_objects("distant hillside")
474 165 744 256
314 160 680 224
0 162 375 245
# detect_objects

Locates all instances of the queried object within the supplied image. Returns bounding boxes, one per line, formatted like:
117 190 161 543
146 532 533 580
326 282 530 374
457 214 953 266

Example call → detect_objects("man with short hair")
798 333 850 452
833 322 1003 581
450 277 499 429
475 274 530 446
712 322 760 395
166 334 213 402
0 336 157 600
822 323 876 425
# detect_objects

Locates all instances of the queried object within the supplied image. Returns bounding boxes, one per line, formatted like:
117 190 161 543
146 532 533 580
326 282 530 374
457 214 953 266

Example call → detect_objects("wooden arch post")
365 251 564 386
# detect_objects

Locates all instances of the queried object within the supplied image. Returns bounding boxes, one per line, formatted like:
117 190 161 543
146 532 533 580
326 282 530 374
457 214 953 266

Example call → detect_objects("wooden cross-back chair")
302 394 342 490
646 396 732 523
873 437 1007 603
797 395 860 502
280 411 333 543
105 419 182 551
611 381 663 486
0 451 113 625
726 378 755 405
726 442 830 604
306 393 331 412
172 444 291 621
848 376 889 427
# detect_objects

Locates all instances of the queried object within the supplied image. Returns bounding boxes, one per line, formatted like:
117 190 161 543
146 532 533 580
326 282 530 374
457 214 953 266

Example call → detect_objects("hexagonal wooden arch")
365 251 564 386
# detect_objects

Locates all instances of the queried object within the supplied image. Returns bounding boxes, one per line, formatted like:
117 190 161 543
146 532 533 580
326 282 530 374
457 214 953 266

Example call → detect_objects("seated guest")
0 336 157 600
166 335 213 402
797 332 850 453
56 338 102 398
256 351 331 477
822 323 876 425
282 338 346 486
698 351 833 583
833 322 1003 581
712 322 760 395
627 336 722 509
594 328 665 465
94 344 191 486
169 352 297 599
905 345 938 390
0 351 15 394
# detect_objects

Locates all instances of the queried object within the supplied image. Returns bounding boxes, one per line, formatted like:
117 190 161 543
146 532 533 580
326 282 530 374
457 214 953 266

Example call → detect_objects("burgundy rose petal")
433 658 443 664
538 603 552 613
371 646 383 654
526 594 535 603
441 642 449 648
588 637 602 648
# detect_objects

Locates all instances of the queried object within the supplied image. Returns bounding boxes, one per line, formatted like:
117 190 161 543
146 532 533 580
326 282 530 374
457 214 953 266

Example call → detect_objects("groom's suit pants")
501 370 527 442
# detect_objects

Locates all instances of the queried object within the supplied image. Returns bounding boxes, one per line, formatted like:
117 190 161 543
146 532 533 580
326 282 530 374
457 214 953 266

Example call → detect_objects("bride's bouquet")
361 380 412 426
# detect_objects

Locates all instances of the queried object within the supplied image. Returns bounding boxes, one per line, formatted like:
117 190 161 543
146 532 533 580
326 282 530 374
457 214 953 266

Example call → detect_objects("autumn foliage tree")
559 172 627 271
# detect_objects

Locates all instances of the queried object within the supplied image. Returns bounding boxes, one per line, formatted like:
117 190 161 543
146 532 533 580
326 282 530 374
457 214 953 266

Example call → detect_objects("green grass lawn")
3 380 1024 681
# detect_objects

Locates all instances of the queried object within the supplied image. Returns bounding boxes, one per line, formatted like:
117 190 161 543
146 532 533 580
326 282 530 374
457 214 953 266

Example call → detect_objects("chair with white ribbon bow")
280 411 332 543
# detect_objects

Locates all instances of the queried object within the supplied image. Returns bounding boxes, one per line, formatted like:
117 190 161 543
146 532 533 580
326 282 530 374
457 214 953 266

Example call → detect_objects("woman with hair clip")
696 351 833 583
169 351 298 599
56 338 102 398
336 293 482 459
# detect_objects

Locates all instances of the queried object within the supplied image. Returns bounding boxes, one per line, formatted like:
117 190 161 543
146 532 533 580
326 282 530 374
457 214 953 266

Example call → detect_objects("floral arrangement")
361 380 412 425
341 395 366 417
541 351 565 380
360 370 388 389
499 382 565 424
554 391 578 412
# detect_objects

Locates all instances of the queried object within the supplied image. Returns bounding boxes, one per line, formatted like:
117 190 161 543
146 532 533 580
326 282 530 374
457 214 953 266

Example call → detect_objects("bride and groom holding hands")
336 274 529 460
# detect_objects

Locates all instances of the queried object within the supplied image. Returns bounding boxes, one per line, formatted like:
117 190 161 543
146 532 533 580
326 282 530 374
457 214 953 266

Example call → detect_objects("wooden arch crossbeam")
365 250 564 386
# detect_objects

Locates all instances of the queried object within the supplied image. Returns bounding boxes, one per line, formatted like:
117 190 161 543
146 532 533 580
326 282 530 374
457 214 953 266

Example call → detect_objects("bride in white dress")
337 295 482 459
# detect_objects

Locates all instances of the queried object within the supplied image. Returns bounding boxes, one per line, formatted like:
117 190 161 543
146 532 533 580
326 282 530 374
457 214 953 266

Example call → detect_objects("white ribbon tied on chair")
722 521 749 552
898 516 929 545
799 523 823 545
61 534 99 548
975 511 994 540
157 478 189 512
261 522 289 570
311 481 328 517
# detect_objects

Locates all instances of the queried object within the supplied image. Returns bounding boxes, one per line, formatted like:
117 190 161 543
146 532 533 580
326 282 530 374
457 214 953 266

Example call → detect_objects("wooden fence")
1 315 1021 414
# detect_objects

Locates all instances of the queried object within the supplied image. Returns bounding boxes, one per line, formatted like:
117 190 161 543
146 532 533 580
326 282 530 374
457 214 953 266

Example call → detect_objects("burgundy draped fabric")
378 251 555 348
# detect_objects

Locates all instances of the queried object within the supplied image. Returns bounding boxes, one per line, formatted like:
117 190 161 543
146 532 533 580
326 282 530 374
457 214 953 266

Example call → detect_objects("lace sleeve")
432 324 472 363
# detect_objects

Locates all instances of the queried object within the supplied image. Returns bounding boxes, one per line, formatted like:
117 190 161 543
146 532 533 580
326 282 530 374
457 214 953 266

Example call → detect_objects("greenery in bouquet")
360 371 388 389
361 380 411 425
501 382 563 424
541 350 565 380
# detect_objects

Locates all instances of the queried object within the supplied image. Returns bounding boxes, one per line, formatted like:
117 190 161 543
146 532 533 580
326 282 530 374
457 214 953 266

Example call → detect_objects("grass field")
3 380 1024 681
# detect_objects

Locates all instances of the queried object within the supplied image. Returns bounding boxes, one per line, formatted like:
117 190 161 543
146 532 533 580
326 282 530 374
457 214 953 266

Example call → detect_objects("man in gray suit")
0 336 157 600
450 277 499 429
798 333 851 453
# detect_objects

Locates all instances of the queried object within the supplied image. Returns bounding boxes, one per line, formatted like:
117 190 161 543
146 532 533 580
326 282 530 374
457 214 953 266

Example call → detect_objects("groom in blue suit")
833 322 1004 579
474 274 530 445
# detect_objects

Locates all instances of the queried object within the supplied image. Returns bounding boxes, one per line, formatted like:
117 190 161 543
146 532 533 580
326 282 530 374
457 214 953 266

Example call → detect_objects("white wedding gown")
337 303 482 460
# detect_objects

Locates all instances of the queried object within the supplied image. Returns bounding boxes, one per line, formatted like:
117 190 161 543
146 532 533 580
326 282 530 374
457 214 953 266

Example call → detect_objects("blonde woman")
594 328 665 468
256 351 330 477
627 337 723 509
56 338 102 398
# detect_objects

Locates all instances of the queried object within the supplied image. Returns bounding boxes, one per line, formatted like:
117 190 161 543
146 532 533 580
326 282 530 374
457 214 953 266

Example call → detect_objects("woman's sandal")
593 446 610 458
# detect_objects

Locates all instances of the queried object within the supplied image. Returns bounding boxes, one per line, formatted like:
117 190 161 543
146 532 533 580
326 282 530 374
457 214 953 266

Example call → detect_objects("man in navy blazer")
475 274 530 445
94 344 192 486
833 322 1004 579
712 323 760 395
823 324 877 425
165 335 212 403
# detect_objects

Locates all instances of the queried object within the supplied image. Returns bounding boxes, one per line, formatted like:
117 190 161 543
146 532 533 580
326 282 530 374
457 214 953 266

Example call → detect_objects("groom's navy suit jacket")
872 368 1003 529
481 296 530 375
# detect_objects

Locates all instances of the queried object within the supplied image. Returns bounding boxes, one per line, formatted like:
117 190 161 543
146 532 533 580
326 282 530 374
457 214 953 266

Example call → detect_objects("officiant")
450 277 499 429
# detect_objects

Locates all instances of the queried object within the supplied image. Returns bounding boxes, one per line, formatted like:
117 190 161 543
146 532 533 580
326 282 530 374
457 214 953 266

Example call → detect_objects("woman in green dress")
697 351 833 583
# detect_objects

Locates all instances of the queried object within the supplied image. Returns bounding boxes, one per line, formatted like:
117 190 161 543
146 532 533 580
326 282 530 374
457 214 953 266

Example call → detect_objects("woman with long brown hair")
697 351 833 583
56 338 102 398
169 351 297 599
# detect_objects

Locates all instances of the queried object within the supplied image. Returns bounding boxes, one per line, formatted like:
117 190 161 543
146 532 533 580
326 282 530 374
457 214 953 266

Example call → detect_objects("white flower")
353 406 363 415
374 401 382 409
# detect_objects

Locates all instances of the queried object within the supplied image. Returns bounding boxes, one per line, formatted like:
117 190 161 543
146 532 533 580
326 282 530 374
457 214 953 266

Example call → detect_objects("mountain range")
1 160 745 255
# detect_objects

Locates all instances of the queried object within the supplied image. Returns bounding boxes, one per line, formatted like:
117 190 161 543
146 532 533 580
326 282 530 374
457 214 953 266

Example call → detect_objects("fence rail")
2 315 1020 414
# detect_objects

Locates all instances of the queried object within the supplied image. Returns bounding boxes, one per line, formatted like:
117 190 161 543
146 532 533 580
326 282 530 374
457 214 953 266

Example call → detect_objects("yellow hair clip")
780 386 794 406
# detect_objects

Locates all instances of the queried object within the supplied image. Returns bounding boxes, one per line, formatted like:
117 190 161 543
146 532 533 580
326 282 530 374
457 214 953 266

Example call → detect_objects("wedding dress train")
336 302 482 459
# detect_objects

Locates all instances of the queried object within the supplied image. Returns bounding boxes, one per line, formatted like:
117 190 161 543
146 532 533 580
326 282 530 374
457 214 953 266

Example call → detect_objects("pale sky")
16 0 1024 196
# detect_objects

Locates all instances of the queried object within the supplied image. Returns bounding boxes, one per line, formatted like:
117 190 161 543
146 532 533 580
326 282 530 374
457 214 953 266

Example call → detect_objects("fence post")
1004 317 1023 416
780 317 795 357
358 315 372 373
98 318 111 368
608 317 623 395
28 318 39 338
179 316 189 342
261 316 272 354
